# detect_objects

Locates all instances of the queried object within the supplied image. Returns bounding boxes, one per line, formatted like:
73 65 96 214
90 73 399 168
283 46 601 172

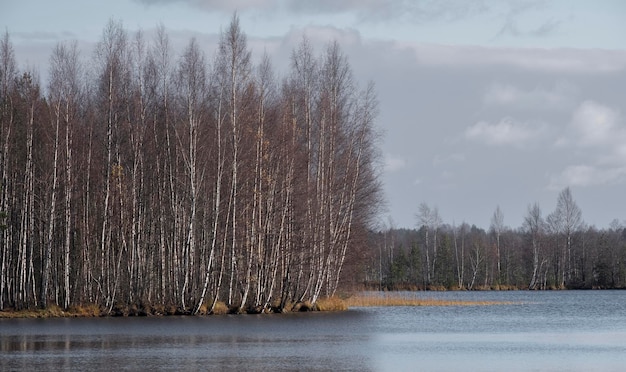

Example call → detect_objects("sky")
2 0 626 230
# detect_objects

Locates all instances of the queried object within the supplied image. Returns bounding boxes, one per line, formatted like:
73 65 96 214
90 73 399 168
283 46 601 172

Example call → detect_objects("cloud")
556 101 626 163
405 44 626 73
483 82 577 110
134 0 276 12
284 25 363 48
384 153 407 172
550 101 626 189
13 31 78 42
497 17 561 39
570 100 623 148
465 118 543 146
287 0 489 23
132 0 536 25
548 165 626 190
494 0 562 40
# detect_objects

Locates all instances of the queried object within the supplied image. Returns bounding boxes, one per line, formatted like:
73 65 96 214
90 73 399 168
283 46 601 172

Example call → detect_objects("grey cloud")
555 101 625 159
9 15 625 229
134 0 278 12
465 117 545 146
343 36 624 227
13 31 78 42
292 25 626 228
529 18 561 37
135 0 487 21
548 165 626 190
286 0 489 23
483 82 579 111
497 17 560 38
407 43 626 73
494 0 558 38
384 153 407 172
571 101 623 148
549 101 626 192
133 0 544 25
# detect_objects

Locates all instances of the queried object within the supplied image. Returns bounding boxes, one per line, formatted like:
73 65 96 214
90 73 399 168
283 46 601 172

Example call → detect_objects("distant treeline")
0 15 381 313
362 192 626 290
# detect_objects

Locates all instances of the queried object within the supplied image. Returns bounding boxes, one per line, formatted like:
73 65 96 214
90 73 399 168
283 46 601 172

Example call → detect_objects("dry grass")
2 293 512 318
315 296 348 311
210 301 229 315
346 293 515 307
68 303 102 317
0 304 74 318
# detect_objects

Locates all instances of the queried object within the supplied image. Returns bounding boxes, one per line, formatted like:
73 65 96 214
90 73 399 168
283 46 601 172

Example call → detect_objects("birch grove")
367 193 624 291
0 16 382 313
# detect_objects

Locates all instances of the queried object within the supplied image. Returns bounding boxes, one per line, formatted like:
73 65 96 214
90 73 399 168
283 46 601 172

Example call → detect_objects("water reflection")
2 291 626 371
1 311 374 371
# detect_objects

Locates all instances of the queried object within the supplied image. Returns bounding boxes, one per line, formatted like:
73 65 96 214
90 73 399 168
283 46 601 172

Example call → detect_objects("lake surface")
1 291 626 371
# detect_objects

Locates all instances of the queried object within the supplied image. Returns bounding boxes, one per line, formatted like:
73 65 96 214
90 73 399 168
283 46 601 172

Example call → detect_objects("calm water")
1 291 626 371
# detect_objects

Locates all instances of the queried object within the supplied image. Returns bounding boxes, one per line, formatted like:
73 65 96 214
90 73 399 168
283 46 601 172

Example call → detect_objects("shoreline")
3 288 621 318
0 297 349 319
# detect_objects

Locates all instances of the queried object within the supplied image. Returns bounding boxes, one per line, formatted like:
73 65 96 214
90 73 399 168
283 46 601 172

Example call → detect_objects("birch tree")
94 19 128 311
417 203 441 285
490 205 504 283
176 37 208 309
15 70 41 309
0 31 17 310
288 37 318 303
554 187 582 286
0 19 388 312
524 203 545 289
216 13 252 309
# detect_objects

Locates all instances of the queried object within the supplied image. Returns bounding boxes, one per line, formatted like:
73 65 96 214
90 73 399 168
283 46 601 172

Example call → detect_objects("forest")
2 16 625 318
361 189 626 291
0 15 382 314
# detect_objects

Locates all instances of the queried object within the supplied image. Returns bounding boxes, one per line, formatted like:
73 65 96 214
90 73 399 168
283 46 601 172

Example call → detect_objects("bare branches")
0 18 382 313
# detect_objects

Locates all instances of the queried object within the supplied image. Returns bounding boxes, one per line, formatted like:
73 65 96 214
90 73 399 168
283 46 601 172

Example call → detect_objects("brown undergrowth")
0 304 101 318
0 297 350 318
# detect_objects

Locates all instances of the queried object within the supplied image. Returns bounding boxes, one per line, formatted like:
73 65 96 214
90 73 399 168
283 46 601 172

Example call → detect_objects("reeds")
315 296 348 311
346 293 514 307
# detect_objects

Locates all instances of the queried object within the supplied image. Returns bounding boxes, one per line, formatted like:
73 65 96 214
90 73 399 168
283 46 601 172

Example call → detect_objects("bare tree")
94 19 129 312
15 70 41 309
452 222 468 289
552 187 583 287
0 30 17 310
176 37 208 309
490 205 504 283
524 203 545 289
216 13 252 310
417 203 441 285
288 36 318 303
1 18 388 313
148 23 173 304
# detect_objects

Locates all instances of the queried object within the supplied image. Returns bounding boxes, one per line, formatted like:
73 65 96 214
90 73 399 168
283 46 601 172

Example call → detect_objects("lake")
1 291 626 371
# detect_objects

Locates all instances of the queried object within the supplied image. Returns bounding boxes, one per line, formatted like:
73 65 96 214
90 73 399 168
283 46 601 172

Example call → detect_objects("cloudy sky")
2 0 626 230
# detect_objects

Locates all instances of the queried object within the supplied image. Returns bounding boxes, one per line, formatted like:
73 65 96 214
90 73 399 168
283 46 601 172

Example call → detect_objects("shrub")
211 301 229 315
